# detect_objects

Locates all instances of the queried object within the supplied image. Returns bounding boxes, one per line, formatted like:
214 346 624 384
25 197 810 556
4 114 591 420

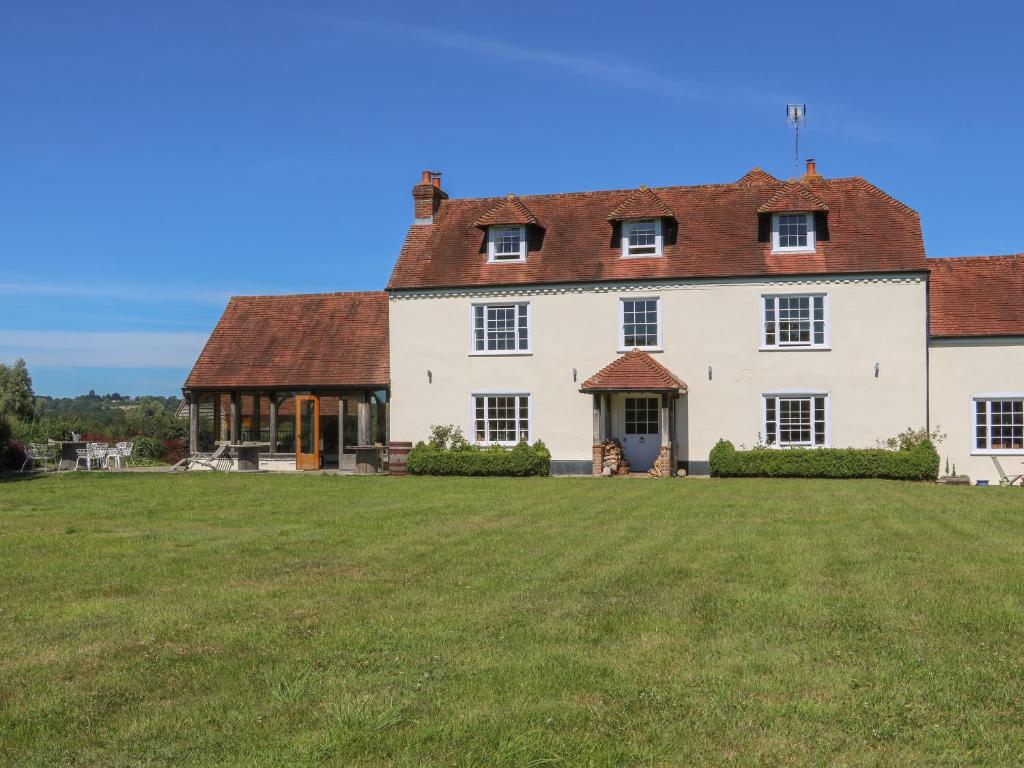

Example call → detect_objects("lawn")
1 474 1023 767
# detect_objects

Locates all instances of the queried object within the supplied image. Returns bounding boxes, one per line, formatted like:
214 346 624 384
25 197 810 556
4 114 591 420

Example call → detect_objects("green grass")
1 474 1023 767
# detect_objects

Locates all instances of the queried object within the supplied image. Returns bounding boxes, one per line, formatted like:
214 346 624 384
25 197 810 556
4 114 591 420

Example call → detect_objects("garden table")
53 441 86 471
224 442 270 472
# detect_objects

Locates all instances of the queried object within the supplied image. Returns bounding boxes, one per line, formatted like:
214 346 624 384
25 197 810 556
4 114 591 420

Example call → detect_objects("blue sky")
3 0 1022 397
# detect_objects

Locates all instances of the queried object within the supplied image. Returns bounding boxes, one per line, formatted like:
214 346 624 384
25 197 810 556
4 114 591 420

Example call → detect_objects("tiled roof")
388 169 926 290
474 195 540 228
757 181 830 213
606 186 675 221
581 348 688 392
929 255 1024 337
735 167 779 186
185 292 389 389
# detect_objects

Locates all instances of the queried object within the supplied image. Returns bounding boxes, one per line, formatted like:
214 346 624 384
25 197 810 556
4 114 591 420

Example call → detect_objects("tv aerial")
786 104 806 176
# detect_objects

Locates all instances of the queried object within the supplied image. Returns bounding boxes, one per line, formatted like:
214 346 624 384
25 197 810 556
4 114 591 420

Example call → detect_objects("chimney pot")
412 169 448 223
803 158 820 179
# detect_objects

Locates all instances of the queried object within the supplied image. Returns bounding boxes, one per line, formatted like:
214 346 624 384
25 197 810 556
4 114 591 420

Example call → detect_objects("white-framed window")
771 213 816 252
763 393 829 447
471 302 531 354
621 219 663 258
761 294 828 348
487 225 527 262
625 396 659 435
472 393 530 445
973 397 1024 453
619 297 661 351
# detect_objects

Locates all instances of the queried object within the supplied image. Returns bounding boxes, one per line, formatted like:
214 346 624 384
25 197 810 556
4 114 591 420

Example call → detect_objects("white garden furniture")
20 443 54 472
106 441 134 469
75 443 109 471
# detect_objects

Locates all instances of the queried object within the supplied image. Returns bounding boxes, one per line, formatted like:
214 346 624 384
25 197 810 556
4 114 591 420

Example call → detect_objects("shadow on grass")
0 470 54 484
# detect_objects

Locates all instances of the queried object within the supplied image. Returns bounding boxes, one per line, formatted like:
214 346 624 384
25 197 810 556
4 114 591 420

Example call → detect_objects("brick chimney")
803 158 821 180
413 170 447 224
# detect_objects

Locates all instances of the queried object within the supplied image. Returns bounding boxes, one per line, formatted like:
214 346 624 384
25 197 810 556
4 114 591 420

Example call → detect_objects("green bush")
408 440 551 477
132 436 165 462
709 439 940 481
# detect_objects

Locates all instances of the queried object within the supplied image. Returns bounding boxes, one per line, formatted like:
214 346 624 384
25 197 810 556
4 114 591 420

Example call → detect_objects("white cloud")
0 282 236 305
336 18 774 108
0 330 207 368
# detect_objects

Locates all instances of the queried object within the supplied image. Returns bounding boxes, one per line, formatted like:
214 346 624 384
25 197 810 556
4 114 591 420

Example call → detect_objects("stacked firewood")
600 439 631 476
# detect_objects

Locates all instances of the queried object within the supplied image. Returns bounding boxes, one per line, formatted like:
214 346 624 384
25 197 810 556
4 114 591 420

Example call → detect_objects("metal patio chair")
75 443 109 471
20 443 53 472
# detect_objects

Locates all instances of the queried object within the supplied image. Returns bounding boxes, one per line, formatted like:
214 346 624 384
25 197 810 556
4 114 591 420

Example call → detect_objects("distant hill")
34 392 181 429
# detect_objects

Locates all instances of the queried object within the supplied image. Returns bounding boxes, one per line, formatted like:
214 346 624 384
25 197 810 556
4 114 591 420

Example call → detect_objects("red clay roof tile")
581 349 687 392
929 255 1024 337
735 167 780 186
474 195 540 228
184 291 389 389
606 186 675 221
757 181 830 213
388 170 925 290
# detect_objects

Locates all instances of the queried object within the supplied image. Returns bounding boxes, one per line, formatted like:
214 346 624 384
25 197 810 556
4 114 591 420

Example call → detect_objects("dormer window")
488 225 526 262
771 213 815 253
622 219 663 258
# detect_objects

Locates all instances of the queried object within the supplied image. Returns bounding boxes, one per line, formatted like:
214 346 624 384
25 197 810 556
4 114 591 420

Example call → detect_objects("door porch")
579 348 688 477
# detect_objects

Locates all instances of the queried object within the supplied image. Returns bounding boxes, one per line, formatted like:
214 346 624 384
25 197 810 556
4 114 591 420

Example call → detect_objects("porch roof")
580 348 688 394
185 291 389 390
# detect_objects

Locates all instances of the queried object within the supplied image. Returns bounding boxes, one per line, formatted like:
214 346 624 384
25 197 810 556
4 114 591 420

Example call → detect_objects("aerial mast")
786 104 807 176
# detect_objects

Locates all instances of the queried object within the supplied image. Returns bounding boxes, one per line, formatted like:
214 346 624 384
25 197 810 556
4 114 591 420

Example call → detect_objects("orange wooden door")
295 395 320 470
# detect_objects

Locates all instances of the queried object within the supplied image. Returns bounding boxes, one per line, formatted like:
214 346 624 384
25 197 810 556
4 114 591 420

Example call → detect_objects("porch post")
338 395 345 463
660 394 670 447
230 391 240 444
252 393 261 444
656 393 672 478
592 393 602 444
357 391 371 446
188 393 199 455
268 393 278 453
212 394 221 443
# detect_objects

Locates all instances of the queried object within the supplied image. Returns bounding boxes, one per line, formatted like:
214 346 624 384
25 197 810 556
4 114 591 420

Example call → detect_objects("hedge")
709 439 940 481
407 440 551 477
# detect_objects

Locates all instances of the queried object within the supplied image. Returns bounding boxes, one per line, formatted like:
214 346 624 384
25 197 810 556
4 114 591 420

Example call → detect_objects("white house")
184 162 1023 483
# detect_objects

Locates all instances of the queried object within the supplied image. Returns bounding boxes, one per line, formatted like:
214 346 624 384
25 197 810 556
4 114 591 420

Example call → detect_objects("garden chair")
20 443 54 472
106 442 134 470
991 456 1024 486
117 441 134 467
75 443 109 471
170 443 231 472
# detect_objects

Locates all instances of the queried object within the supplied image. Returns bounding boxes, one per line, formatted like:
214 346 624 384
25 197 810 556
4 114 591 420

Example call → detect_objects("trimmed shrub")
407 440 551 477
132 436 165 462
709 439 940 481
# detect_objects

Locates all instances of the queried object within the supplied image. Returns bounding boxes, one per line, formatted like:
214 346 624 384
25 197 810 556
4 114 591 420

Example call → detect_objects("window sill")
620 253 664 260
469 351 533 357
618 347 663 354
971 450 1024 456
486 258 527 264
770 248 816 255
759 346 831 352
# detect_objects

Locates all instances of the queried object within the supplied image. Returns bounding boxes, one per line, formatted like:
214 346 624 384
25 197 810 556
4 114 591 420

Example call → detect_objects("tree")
0 359 35 420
